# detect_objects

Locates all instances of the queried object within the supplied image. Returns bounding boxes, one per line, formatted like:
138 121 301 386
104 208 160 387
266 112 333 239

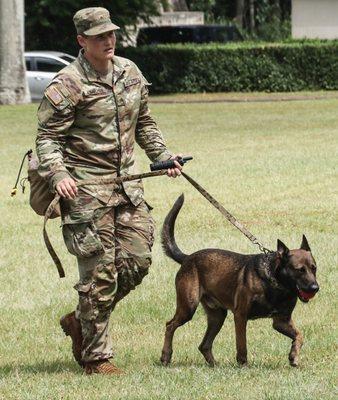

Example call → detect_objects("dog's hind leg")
160 268 200 366
272 315 303 367
198 300 227 367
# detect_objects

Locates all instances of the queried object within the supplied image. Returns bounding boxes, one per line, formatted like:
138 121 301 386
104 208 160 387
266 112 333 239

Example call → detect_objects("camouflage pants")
62 200 155 362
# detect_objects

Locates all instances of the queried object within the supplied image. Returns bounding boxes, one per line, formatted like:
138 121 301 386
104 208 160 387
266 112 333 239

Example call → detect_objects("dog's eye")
299 266 306 273
311 265 317 273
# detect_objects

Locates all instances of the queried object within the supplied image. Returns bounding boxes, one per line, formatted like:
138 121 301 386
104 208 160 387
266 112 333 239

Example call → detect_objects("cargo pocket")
74 281 98 321
116 255 151 301
62 221 104 258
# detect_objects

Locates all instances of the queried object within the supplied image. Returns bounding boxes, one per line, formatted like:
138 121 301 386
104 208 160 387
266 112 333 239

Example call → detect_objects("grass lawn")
0 93 337 400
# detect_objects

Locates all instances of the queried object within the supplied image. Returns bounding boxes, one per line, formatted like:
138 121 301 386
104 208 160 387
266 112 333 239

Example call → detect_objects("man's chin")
104 50 115 59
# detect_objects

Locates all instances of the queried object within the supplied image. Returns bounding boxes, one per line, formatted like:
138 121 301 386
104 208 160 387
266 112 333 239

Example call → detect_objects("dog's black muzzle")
297 283 319 303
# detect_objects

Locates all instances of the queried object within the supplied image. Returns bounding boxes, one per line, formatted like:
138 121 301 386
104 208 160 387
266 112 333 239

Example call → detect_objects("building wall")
124 12 204 46
292 0 338 39
147 11 204 27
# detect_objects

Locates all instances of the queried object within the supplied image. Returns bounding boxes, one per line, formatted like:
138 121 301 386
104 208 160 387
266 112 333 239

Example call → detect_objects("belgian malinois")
160 194 319 367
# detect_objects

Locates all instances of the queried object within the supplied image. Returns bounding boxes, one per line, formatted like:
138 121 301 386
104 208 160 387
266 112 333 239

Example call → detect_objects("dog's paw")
289 353 299 367
236 354 248 366
160 353 172 366
208 360 218 368
289 358 299 367
199 346 216 367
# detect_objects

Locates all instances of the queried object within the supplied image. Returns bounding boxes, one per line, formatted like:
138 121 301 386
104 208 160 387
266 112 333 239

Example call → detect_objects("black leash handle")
150 156 193 171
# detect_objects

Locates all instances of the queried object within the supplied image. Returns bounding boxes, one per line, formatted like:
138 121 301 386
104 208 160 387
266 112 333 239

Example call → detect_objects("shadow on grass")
152 358 290 371
0 360 82 376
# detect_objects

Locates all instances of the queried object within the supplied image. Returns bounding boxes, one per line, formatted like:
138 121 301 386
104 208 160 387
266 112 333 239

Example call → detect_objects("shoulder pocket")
45 84 71 111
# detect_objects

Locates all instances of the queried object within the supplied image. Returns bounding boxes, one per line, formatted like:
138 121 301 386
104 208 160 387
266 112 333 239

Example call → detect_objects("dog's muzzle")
296 284 319 303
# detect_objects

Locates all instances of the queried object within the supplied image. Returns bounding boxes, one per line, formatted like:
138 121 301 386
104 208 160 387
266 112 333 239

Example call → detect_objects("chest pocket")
78 85 116 127
123 77 142 109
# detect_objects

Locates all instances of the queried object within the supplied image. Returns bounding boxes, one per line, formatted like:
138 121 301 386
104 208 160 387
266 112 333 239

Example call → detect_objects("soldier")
36 7 182 375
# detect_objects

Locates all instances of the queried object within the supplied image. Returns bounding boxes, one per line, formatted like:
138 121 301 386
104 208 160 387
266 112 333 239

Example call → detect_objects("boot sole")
84 364 124 375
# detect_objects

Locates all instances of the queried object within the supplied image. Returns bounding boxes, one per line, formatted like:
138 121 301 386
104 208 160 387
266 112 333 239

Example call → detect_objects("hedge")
118 41 338 94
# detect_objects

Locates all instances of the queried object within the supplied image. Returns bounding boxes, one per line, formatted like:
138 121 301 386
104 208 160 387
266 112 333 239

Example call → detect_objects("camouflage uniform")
36 26 172 361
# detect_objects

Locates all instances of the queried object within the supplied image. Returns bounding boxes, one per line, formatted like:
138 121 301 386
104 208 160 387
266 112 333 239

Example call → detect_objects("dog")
160 194 319 367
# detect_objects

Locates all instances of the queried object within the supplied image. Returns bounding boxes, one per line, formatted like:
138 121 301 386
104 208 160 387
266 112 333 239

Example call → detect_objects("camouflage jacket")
36 51 172 206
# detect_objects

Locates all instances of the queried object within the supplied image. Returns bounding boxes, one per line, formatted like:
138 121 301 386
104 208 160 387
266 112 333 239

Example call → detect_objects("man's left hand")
167 154 183 178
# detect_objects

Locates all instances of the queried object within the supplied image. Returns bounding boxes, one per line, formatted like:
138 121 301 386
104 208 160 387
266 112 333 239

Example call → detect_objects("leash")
44 170 168 277
181 172 272 255
44 169 272 278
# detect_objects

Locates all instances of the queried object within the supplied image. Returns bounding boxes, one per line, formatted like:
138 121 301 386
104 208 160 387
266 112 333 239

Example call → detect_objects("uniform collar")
112 56 125 84
77 49 125 85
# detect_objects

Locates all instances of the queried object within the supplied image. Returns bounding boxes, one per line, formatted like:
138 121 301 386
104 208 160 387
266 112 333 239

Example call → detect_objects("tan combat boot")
60 311 84 367
84 360 124 375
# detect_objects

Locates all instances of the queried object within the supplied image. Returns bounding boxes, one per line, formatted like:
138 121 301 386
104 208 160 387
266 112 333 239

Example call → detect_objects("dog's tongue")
299 290 316 300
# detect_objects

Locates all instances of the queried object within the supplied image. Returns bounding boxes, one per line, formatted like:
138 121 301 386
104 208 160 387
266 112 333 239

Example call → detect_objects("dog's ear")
277 239 289 257
300 234 311 252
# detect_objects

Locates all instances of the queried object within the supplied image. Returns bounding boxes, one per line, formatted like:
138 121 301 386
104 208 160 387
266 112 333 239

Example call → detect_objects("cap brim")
84 22 120 36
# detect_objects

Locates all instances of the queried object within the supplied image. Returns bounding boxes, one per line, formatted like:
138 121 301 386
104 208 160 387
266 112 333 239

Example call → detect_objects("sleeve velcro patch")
45 86 64 106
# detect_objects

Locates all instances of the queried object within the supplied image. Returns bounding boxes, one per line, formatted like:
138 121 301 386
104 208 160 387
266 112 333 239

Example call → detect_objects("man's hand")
167 154 183 178
56 177 78 199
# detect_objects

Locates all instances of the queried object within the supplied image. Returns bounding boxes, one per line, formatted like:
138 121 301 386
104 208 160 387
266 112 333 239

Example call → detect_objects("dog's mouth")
296 286 317 303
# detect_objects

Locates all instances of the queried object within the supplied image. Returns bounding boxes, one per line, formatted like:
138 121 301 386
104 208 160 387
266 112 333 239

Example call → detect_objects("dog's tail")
161 194 189 264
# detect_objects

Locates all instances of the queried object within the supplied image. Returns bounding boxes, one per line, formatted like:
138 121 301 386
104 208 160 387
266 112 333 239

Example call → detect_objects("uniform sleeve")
135 74 173 162
36 81 76 190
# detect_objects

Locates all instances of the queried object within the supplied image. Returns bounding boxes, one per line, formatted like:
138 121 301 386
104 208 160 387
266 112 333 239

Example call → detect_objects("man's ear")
300 234 311 252
77 34 86 48
277 239 289 257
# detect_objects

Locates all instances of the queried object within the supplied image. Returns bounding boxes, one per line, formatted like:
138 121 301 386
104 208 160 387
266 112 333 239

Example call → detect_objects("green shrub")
118 41 338 93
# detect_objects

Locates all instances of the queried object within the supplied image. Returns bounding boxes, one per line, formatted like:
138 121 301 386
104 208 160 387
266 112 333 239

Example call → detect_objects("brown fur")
160 194 319 367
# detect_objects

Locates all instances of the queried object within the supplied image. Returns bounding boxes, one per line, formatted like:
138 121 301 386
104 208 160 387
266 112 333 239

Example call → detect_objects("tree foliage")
25 0 293 54
186 0 291 40
120 41 338 94
25 0 161 54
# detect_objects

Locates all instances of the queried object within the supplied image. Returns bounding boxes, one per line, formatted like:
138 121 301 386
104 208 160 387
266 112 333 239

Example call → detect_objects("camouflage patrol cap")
73 7 120 36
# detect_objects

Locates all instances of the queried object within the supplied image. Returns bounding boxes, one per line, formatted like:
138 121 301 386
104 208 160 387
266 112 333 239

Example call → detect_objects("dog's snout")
309 283 319 293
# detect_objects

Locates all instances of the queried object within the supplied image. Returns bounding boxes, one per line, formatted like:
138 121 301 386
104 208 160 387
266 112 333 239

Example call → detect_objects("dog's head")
276 235 319 302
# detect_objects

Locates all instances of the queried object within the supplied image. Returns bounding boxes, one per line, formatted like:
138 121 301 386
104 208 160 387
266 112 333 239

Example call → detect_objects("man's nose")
106 34 115 44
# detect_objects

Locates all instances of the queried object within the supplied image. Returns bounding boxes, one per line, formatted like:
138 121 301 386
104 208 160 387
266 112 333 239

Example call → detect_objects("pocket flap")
62 210 95 225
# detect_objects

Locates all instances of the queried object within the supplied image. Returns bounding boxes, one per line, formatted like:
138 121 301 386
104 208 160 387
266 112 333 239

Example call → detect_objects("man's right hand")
56 177 78 199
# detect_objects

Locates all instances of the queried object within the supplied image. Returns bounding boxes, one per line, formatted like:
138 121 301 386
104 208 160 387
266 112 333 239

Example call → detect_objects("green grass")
0 93 337 400
150 90 338 103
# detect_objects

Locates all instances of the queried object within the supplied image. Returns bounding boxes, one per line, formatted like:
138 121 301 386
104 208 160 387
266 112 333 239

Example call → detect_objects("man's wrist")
154 150 174 163
50 171 71 192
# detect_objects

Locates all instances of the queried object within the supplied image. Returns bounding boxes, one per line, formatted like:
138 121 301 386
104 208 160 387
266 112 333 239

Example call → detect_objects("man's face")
78 31 116 61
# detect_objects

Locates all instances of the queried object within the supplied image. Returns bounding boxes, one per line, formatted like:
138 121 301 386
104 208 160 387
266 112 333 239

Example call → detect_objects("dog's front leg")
234 312 248 365
272 315 303 367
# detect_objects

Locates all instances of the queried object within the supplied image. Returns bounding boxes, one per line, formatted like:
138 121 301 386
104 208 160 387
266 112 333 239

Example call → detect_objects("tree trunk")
272 0 281 20
0 0 30 104
249 0 255 33
167 0 189 12
235 0 245 28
